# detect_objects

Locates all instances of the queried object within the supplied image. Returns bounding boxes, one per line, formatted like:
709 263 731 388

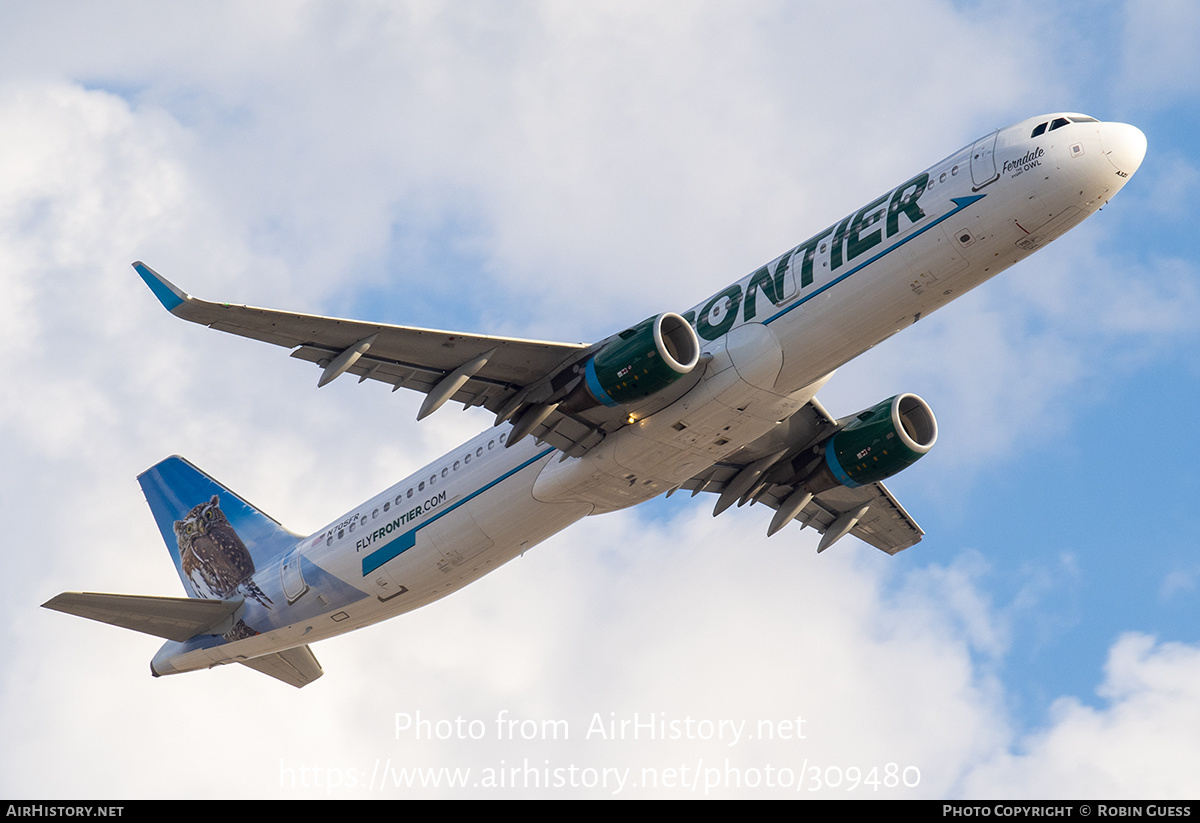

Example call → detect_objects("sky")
2 0 1199 799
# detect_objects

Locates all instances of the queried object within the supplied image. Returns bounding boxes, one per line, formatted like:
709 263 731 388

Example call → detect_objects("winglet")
133 261 190 313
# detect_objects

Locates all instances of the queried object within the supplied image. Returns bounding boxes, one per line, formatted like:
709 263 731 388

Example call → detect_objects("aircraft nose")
1100 122 1147 178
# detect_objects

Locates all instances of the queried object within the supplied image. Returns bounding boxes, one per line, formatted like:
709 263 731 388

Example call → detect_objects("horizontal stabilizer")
239 645 323 688
42 591 242 642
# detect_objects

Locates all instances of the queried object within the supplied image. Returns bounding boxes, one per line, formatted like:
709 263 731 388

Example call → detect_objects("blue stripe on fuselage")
361 446 555 576
761 195 985 328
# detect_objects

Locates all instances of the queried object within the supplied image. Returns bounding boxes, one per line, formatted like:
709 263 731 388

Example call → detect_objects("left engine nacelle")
564 312 701 410
821 393 937 487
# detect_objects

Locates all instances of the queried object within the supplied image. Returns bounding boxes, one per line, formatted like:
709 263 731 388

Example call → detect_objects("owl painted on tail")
174 495 274 608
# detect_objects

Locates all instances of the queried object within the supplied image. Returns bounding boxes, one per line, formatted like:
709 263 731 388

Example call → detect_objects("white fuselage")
153 113 1145 677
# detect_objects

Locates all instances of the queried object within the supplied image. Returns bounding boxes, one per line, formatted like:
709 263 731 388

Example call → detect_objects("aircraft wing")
677 399 925 554
681 465 924 553
135 262 614 456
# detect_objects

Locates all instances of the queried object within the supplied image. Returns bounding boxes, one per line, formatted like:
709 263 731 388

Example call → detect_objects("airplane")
43 113 1146 688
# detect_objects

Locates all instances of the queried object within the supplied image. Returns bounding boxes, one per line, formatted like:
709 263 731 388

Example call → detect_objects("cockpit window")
1032 116 1096 138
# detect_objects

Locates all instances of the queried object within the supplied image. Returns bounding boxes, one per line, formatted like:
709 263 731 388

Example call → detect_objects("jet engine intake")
822 393 937 488
773 393 937 494
563 312 701 410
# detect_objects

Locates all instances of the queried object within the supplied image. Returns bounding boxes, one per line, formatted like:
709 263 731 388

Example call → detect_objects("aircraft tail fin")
137 455 300 600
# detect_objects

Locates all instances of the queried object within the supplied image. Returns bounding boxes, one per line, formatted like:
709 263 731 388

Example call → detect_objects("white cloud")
959 633 1200 799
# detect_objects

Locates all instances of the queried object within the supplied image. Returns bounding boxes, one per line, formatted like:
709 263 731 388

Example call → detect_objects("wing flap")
805 482 923 554
529 411 609 458
683 468 923 554
288 345 513 397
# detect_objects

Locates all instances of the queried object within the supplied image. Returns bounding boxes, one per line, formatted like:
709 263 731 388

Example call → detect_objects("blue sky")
3 0 1199 799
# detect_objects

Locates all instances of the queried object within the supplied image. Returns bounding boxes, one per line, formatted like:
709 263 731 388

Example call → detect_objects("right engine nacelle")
821 393 938 488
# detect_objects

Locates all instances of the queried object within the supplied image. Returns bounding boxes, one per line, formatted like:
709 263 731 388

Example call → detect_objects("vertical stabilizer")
138 456 300 601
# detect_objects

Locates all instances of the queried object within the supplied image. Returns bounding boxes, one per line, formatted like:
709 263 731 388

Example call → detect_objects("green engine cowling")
580 312 701 407
822 394 937 487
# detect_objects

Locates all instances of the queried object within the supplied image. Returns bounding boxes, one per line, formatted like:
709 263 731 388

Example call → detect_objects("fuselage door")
280 544 309 604
970 130 1000 191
